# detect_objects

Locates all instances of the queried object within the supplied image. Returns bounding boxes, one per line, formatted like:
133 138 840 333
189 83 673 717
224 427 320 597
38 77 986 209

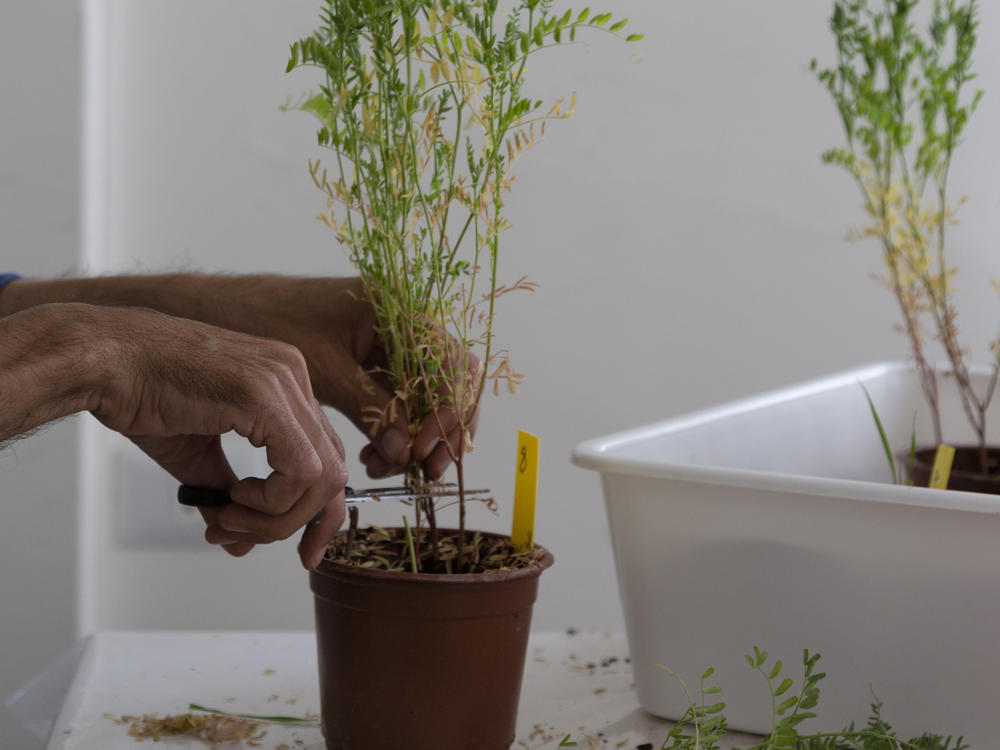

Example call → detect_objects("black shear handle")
177 485 232 508
177 485 350 519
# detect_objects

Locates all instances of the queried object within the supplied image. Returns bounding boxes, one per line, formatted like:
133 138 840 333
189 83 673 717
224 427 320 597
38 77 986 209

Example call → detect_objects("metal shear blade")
177 483 490 509
345 483 491 503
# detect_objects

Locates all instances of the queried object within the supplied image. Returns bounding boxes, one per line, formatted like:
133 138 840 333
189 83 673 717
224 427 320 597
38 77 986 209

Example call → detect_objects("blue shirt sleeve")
0 273 22 295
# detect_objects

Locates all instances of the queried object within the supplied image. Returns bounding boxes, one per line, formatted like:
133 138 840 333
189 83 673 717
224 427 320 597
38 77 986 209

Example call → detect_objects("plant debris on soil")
327 525 547 574
113 712 265 746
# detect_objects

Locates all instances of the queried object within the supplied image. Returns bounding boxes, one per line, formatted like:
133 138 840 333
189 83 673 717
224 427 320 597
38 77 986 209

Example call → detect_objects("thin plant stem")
402 515 418 574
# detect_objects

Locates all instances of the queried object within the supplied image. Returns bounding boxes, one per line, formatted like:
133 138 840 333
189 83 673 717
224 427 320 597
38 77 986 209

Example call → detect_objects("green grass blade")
860 382 897 485
189 703 319 725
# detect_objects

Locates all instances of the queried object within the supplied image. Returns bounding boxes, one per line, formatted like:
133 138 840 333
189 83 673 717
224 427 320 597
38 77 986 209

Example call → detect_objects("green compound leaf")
774 677 795 697
769 659 783 680
776 695 799 715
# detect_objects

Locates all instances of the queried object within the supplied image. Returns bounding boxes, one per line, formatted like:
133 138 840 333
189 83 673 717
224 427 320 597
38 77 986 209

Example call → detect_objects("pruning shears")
177 483 490 511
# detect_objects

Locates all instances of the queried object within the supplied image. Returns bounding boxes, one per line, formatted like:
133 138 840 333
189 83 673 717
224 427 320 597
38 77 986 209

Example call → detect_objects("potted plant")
811 0 998 490
574 1 1000 745
284 1 638 748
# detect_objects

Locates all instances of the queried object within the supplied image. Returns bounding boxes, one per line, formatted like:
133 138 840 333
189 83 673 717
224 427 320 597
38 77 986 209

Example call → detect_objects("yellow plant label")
929 444 956 489
511 430 539 550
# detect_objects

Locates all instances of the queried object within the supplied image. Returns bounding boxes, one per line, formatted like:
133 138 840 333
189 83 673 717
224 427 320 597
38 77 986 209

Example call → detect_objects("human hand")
214 276 479 480
92 306 348 570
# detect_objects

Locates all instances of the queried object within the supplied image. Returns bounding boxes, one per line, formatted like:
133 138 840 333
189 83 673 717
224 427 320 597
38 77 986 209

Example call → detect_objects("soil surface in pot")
907 445 1000 494
327 525 547 575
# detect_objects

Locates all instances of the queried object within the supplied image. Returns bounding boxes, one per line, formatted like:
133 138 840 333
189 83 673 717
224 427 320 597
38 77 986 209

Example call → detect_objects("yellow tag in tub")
929 444 956 489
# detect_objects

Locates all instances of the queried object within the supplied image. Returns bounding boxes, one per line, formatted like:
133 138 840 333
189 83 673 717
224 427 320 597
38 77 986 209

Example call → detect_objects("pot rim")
900 444 1000 479
313 527 554 585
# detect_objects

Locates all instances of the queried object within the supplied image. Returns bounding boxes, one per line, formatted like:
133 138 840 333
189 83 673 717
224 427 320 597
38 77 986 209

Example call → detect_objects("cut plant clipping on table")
812 0 1000 492
652 648 971 750
282 1 639 748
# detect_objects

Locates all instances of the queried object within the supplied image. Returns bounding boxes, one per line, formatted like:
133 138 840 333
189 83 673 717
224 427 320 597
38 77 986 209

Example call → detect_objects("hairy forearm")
0 273 355 346
0 274 224 323
0 273 367 411
0 304 116 442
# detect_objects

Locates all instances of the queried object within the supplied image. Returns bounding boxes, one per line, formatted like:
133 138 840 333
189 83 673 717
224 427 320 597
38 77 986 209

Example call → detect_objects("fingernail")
310 546 328 570
379 428 409 463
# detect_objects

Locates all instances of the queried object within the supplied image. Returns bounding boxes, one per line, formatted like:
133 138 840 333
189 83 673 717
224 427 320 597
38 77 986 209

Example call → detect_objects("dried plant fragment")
115 712 265 747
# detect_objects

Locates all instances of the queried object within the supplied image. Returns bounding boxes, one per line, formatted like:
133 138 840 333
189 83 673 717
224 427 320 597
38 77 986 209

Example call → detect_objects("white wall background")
5 0 1000 742
1 2 82 747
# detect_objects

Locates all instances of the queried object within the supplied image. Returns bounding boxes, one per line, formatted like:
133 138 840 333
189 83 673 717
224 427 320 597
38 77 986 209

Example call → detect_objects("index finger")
229 400 325 514
223 394 347 547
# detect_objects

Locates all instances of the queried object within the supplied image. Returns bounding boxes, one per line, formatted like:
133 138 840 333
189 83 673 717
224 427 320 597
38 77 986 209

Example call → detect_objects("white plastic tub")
573 362 1000 746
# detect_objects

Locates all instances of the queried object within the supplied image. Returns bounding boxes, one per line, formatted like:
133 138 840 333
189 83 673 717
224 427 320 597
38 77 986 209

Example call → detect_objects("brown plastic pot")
309 530 554 750
904 445 1000 494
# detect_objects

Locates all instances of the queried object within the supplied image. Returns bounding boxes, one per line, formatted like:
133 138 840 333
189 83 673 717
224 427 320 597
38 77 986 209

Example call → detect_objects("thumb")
343 365 412 469
359 372 413 467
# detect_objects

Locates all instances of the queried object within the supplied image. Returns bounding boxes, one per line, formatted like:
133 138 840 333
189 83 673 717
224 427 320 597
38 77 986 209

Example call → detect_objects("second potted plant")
575 1 1000 745
812 0 998 489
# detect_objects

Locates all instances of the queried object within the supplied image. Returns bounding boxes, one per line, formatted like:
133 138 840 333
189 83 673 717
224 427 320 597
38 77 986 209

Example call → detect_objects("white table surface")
41 630 762 750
